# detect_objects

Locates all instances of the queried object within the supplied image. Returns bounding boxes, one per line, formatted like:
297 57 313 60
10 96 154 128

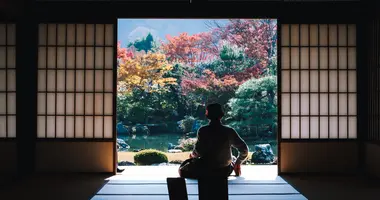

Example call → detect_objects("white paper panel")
47 93 55 115
300 25 308 46
291 117 299 139
37 116 45 138
348 48 356 69
47 47 56 68
76 24 85 46
290 25 299 46
105 24 114 46
56 116 65 138
96 24 105 46
281 25 289 46
57 70 65 92
348 117 357 138
38 70 46 91
85 93 94 115
95 116 103 138
320 48 328 69
291 94 299 115
0 47 5 68
75 116 84 138
0 25 5 45
57 24 66 46
338 48 347 69
38 24 47 45
67 24 76 46
310 117 319 138
95 94 103 115
38 93 46 114
291 70 299 92
338 24 347 46
105 93 113 115
0 70 5 91
7 116 16 138
47 70 56 91
47 24 56 45
329 70 338 92
57 93 65 114
57 47 65 69
281 94 290 115
348 94 356 115
290 48 299 69
339 94 347 115
329 47 337 69
339 71 347 92
85 116 93 138
66 93 74 115
339 117 347 139
320 70 328 92
66 70 75 91
7 70 15 91
86 47 94 69
76 70 84 92
320 94 328 115
281 48 289 69
310 48 318 69
66 116 74 138
0 94 4 114
47 116 55 138
86 70 94 91
67 47 75 69
329 24 337 46
105 47 114 69
319 25 328 46
300 71 309 92
95 70 104 91
7 24 16 45
281 70 289 92
75 93 84 115
310 94 319 115
329 117 338 139
8 93 16 115
105 70 113 92
95 47 104 69
348 70 356 92
300 94 309 115
348 25 356 46
86 24 95 46
0 116 5 137
104 116 113 138
76 47 85 69
301 117 309 139
300 48 308 69
281 117 290 139
320 117 328 138
7 47 16 68
310 71 318 92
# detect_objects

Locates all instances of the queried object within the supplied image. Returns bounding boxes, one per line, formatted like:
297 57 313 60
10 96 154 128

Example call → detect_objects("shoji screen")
281 24 357 140
0 24 16 139
37 24 114 139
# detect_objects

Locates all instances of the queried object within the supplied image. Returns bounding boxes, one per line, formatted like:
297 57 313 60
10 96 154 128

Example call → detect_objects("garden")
117 19 278 166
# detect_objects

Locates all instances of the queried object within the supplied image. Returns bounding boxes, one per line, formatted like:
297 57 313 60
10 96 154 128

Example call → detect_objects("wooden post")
167 177 189 200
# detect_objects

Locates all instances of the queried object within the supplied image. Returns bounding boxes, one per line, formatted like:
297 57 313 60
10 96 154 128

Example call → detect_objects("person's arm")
230 128 249 165
190 128 202 158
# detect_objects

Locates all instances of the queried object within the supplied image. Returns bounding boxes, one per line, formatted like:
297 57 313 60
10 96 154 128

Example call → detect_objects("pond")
118 133 277 156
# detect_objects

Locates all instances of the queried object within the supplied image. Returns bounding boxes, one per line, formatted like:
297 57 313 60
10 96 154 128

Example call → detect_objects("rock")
117 138 130 149
168 149 182 153
118 161 136 166
251 144 275 164
168 143 176 150
117 122 129 135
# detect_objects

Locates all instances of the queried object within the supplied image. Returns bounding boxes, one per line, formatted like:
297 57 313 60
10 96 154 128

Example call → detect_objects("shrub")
134 149 168 165
178 116 196 133
178 138 197 151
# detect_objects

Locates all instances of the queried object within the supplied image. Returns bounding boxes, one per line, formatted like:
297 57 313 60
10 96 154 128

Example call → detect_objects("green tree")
128 33 155 53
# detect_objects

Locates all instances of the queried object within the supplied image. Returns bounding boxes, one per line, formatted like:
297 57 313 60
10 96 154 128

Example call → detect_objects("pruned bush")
178 137 197 151
134 149 168 165
178 116 196 133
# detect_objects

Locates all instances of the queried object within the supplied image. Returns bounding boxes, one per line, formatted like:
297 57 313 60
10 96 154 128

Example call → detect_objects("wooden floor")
91 165 307 200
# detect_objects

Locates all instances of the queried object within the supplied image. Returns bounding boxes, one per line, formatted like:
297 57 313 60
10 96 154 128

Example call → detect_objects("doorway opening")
116 19 278 174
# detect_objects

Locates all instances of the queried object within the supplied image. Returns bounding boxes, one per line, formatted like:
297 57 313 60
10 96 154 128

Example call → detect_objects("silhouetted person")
179 103 249 179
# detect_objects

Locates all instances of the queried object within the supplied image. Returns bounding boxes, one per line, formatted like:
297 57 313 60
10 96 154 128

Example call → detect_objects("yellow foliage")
118 52 177 93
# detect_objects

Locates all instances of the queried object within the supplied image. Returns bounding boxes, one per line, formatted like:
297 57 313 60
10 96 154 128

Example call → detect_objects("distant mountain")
128 26 160 43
